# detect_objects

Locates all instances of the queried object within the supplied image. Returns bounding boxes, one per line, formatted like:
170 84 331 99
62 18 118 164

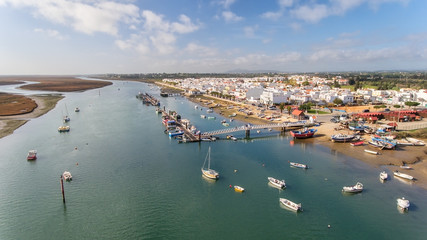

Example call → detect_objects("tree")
279 102 285 113
405 101 420 108
333 80 340 88
287 106 292 115
393 104 401 108
333 98 343 106
349 78 355 85
302 81 310 86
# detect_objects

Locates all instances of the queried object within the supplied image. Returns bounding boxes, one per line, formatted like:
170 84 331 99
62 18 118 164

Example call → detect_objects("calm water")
0 80 426 239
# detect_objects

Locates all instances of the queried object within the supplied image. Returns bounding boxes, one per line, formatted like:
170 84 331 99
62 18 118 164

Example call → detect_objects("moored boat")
279 198 302 212
268 177 286 189
27 150 37 160
290 162 308 169
397 197 410 211
58 126 70 132
200 115 206 119
290 128 317 139
380 171 388 181
331 134 356 142
201 147 219 180
394 171 414 180
74 107 80 112
222 122 230 127
364 149 379 155
62 171 72 181
168 130 184 137
342 182 363 193
405 137 425 146
234 185 245 192
350 141 365 146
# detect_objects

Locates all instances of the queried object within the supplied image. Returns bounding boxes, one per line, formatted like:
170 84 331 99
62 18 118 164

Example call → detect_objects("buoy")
328 225 331 228
234 169 237 173
229 185 232 188
76 162 79 166
262 164 265 167
74 147 78 150
325 178 328 181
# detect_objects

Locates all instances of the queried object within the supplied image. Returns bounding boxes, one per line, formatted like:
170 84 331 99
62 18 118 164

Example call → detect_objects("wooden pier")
158 108 200 142
136 92 160 106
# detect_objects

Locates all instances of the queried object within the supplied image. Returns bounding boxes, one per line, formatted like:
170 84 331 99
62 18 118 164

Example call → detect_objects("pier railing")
201 121 308 136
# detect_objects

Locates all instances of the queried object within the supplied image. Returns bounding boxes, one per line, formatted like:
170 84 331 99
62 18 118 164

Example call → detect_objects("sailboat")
63 104 70 123
201 147 219 180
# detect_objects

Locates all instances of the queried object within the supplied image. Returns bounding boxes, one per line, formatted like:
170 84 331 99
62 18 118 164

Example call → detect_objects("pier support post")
60 175 65 203
245 129 250 138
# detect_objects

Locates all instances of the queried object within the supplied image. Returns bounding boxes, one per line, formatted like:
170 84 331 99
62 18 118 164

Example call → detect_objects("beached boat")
279 198 302 212
27 150 37 160
400 165 412 170
228 113 237 117
396 139 413 146
74 107 80 112
368 140 396 150
393 171 414 180
364 149 379 155
380 171 388 181
342 182 363 193
62 171 72 181
330 134 356 142
350 141 365 146
397 197 410 211
268 177 286 189
201 147 219 180
58 126 70 132
405 137 425 146
206 108 213 113
348 125 367 131
234 185 245 192
290 128 317 139
290 162 308 169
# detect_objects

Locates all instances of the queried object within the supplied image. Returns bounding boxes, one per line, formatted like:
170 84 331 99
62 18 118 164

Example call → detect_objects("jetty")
158 107 201 142
136 92 160 106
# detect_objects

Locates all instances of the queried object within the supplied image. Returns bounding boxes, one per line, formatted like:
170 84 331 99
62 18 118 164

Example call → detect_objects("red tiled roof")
292 110 304 116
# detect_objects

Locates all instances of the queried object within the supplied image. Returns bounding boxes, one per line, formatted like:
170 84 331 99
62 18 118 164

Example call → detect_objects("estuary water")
0 80 426 239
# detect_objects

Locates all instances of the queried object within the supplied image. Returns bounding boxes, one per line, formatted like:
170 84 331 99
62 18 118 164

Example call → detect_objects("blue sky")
0 0 426 74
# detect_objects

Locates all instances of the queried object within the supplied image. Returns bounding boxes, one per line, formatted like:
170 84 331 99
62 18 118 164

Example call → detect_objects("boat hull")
290 129 317 139
234 186 245 192
202 169 219 180
268 177 286 189
279 198 301 212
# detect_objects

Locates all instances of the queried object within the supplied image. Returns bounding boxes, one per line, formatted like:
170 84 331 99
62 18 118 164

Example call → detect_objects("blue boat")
168 130 184 137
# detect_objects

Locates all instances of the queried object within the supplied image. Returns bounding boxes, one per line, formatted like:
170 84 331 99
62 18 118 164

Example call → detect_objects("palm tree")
279 102 285 113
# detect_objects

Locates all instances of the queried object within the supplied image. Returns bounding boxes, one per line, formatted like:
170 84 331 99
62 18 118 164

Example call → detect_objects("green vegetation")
307 109 329 114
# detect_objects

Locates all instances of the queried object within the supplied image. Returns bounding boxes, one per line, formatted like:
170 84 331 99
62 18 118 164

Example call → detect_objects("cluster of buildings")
163 75 427 108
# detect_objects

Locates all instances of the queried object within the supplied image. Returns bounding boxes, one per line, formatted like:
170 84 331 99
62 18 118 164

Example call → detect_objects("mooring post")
245 129 250 138
60 175 65 203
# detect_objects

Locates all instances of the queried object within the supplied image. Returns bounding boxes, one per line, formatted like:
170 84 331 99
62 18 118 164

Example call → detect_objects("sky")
0 0 426 75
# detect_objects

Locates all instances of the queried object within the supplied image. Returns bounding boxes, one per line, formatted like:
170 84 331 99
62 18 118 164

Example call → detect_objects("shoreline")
176 89 427 190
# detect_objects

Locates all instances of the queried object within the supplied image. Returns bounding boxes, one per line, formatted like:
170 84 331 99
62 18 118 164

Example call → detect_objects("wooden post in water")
245 129 250 138
60 175 65 203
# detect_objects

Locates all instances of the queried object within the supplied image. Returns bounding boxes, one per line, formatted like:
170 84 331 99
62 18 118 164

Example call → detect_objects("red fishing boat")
350 141 365 146
27 150 37 160
290 128 317 139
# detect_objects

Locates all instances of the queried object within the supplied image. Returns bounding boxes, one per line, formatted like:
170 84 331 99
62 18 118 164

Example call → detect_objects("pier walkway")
201 121 309 137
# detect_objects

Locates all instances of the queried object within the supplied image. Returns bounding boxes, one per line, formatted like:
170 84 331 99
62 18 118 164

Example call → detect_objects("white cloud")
291 4 329 23
184 43 218 57
219 0 237 9
34 28 66 40
1 0 140 35
261 0 294 20
261 11 283 20
222 11 243 22
116 10 200 55
244 25 258 38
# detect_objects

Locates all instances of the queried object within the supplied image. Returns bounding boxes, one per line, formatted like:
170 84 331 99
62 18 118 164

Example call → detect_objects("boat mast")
207 147 211 169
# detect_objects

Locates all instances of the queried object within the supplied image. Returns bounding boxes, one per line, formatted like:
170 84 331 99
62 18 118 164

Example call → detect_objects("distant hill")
225 69 284 74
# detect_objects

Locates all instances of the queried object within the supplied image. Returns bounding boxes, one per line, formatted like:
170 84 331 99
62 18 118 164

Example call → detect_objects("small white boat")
74 107 80 112
364 149 379 155
62 171 72 181
290 162 308 169
379 171 388 181
222 122 230 127
397 197 410 211
342 182 363 193
200 115 206 119
279 198 302 212
400 165 412 170
405 137 425 146
393 171 414 180
268 177 286 189
207 109 213 113
234 185 245 192
231 137 237 141
194 106 198 109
